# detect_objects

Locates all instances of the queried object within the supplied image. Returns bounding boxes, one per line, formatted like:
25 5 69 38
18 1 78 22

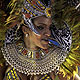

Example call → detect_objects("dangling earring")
26 34 28 37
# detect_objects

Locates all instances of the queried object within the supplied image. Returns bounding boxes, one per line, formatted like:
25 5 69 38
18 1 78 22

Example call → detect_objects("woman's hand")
58 73 67 80
74 74 80 80
58 73 80 80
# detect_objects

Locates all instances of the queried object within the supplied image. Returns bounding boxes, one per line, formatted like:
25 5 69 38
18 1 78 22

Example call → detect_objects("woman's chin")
41 44 48 49
37 41 49 49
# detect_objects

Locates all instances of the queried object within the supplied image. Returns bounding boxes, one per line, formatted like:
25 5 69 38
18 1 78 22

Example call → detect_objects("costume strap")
5 67 21 80
39 74 52 80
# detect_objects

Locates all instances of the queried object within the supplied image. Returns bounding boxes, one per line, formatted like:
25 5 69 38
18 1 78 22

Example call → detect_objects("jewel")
36 52 40 58
24 13 31 18
22 49 28 55
44 49 48 53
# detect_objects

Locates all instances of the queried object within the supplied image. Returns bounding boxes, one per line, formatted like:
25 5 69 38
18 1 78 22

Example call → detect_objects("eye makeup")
37 26 44 30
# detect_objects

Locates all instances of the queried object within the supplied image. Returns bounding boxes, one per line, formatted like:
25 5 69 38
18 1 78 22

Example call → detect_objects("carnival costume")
0 0 80 80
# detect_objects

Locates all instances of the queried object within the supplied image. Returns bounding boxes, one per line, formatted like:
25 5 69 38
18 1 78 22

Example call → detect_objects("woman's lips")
41 39 49 44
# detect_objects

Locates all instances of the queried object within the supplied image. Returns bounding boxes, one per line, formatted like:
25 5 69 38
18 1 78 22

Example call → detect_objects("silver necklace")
1 42 68 75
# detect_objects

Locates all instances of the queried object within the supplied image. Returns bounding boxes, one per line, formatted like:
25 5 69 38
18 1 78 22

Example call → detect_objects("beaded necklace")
1 41 68 75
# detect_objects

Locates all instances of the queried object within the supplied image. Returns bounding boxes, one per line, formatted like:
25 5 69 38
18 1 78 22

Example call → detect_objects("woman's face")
29 16 52 49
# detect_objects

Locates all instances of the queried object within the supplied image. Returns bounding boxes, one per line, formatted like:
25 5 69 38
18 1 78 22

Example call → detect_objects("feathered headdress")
6 0 53 35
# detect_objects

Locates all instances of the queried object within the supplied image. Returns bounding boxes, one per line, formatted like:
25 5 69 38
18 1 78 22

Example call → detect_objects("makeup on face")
26 16 52 49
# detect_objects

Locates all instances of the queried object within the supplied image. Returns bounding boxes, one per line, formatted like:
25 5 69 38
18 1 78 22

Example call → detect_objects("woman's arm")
0 65 7 80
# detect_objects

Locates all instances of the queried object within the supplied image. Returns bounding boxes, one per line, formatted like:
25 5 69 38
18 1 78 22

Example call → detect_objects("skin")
0 65 7 80
22 16 52 50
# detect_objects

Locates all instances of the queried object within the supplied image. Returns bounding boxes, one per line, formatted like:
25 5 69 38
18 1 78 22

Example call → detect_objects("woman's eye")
37 26 44 30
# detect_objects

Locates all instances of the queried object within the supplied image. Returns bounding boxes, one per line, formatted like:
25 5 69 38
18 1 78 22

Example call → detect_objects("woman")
1 0 80 80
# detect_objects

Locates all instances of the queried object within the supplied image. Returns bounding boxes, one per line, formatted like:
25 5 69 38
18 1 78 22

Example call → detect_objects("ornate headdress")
6 0 52 35
22 0 52 34
5 0 54 44
5 0 72 53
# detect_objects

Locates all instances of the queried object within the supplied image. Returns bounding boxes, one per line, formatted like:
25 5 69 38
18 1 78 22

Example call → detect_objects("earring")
26 34 28 37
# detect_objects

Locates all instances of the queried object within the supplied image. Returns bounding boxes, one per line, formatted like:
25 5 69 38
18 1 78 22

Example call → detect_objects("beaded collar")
16 41 53 60
1 41 68 75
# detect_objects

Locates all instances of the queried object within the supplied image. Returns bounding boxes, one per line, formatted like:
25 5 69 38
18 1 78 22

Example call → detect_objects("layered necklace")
1 41 68 75
16 41 51 60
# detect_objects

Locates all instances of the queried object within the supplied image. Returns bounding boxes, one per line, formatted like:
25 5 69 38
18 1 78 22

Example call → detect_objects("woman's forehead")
33 16 52 25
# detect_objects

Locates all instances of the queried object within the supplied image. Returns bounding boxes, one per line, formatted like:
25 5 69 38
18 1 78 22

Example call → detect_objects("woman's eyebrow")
39 23 52 26
38 23 47 26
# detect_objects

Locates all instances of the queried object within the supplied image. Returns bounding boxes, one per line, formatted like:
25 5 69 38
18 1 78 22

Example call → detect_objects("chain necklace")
1 41 68 75
16 42 51 60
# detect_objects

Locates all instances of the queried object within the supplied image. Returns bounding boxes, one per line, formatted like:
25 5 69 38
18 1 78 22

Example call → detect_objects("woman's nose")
44 28 51 37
